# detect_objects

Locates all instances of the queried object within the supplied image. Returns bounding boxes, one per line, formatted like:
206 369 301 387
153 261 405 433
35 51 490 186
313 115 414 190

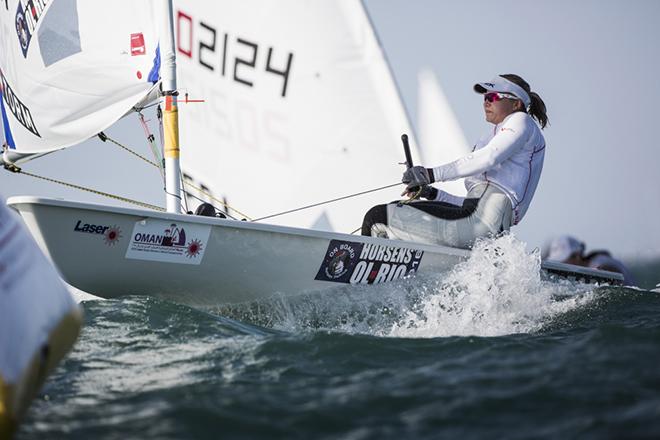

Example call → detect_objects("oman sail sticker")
315 240 424 285
126 219 211 265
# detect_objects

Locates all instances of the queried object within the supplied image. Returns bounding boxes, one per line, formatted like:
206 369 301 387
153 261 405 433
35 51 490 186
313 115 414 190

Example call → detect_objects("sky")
363 0 660 258
1 0 659 258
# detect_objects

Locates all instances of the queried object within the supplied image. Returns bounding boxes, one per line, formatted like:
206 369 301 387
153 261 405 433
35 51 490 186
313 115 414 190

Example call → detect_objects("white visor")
474 76 531 109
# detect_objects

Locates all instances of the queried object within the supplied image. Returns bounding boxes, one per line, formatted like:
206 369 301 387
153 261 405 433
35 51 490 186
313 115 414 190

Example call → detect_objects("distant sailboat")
2 0 622 308
416 68 470 197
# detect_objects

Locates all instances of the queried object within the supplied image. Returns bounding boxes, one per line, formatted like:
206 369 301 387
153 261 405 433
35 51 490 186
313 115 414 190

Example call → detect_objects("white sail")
0 199 81 435
0 0 161 157
417 68 470 196
172 0 421 233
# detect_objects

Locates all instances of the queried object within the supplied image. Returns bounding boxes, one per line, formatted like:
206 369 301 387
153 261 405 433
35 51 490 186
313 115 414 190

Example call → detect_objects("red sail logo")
131 33 146 56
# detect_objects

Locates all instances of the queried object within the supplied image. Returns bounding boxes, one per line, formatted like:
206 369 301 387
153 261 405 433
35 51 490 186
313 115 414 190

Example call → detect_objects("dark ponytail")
500 74 549 129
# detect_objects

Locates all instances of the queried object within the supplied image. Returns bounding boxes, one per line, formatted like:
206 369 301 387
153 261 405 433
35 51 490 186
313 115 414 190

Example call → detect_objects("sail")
172 0 421 233
417 68 470 196
0 0 161 158
0 199 81 436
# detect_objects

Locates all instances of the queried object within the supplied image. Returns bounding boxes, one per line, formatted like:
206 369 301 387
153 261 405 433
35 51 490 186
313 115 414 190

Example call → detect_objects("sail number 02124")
176 10 294 98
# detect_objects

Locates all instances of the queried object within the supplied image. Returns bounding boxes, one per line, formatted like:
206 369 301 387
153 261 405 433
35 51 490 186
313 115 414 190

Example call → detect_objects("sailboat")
417 68 470 197
1 0 622 308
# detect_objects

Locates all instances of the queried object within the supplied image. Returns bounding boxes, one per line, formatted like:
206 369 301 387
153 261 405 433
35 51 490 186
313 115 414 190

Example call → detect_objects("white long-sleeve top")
431 112 545 225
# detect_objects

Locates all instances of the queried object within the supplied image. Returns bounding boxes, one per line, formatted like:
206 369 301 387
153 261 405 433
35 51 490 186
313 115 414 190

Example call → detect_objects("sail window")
37 0 81 67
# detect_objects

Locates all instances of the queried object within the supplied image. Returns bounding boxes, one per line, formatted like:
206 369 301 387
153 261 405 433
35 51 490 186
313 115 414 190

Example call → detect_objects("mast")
160 0 182 213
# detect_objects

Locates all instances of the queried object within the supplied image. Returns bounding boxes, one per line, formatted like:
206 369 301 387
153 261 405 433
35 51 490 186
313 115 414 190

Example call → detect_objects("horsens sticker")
126 219 211 265
315 240 424 285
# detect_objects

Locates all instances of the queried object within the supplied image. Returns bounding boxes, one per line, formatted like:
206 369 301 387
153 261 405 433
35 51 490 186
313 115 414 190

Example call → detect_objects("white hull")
7 197 623 306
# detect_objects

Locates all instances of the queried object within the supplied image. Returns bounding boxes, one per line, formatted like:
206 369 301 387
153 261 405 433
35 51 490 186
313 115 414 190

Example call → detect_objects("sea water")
16 235 660 439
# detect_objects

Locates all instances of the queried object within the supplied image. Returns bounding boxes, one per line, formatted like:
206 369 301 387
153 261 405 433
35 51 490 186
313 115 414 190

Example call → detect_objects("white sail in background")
173 0 421 233
417 68 470 196
0 0 161 157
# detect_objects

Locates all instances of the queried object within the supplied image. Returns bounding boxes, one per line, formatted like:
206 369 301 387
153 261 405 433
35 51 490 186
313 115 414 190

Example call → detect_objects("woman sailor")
361 74 548 248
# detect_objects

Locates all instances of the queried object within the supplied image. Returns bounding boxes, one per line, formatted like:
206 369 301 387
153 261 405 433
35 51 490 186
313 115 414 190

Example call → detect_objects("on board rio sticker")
315 239 424 285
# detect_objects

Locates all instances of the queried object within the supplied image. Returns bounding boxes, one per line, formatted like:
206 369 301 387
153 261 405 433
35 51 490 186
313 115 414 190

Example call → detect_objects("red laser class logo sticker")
103 226 122 246
186 239 203 258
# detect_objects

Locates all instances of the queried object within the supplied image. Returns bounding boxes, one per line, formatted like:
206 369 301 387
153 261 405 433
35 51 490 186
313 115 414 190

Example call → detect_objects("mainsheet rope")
251 183 405 222
5 152 411 224
4 121 418 228
96 127 415 224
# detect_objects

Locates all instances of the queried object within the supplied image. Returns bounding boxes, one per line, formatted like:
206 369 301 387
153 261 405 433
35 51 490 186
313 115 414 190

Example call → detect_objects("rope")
98 125 253 218
4 163 165 212
96 123 410 222
182 180 253 221
137 112 164 178
98 131 160 169
401 186 423 203
6 124 414 221
179 172 190 214
252 182 403 222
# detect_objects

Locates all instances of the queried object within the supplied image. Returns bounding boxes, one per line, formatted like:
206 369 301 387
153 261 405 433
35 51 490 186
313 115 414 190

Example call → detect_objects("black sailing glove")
418 185 439 200
402 184 439 200
402 166 435 193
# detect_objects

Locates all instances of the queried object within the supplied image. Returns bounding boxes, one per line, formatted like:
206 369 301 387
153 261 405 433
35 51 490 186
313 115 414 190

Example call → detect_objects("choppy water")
16 236 660 439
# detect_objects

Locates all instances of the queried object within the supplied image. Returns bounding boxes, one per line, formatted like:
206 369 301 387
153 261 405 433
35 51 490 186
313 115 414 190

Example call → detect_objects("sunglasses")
484 92 519 103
